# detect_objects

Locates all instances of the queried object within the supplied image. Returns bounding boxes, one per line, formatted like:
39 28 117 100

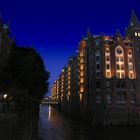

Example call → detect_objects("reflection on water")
34 105 140 140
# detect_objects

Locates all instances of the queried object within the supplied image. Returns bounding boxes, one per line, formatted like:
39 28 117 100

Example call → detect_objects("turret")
126 10 140 39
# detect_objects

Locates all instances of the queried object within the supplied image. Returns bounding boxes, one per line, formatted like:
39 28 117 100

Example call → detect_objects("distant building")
0 16 14 68
51 11 140 125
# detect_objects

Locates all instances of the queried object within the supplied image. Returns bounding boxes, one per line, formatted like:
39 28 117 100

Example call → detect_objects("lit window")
138 33 140 37
106 72 111 78
80 59 84 63
129 73 134 79
105 48 111 78
115 46 125 79
80 86 84 93
120 65 124 70
80 78 84 84
80 51 84 57
80 71 84 76
106 56 110 61
116 72 120 78
128 49 135 79
80 64 84 70
135 32 137 36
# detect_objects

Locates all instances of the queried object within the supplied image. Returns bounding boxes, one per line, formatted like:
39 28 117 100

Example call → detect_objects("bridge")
41 98 59 105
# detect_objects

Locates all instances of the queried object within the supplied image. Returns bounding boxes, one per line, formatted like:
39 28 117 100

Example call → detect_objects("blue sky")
0 0 140 94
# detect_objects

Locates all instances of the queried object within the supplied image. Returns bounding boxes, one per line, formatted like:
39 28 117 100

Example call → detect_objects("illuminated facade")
51 11 140 124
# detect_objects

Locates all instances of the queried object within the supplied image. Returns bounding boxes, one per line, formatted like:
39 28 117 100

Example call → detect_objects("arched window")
105 48 111 78
128 49 135 79
115 46 125 79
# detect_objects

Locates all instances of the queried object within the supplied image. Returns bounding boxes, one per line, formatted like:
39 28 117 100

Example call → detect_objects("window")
96 56 100 62
96 81 101 89
115 46 125 79
120 57 124 62
106 94 112 104
120 65 124 70
128 58 132 62
96 72 100 77
135 32 137 36
131 94 136 104
116 57 119 61
95 40 100 46
106 64 110 69
130 81 135 89
106 72 111 78
129 65 133 71
116 64 119 70
106 56 110 61
138 33 140 37
117 93 126 104
116 72 120 78
95 51 101 77
96 64 100 70
128 49 135 79
105 48 111 78
116 81 126 89
106 81 111 88
96 94 101 104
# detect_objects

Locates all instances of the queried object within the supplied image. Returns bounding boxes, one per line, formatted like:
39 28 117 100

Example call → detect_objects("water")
34 105 140 140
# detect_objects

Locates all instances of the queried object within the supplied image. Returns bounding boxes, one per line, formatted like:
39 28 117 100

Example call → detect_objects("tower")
126 10 140 106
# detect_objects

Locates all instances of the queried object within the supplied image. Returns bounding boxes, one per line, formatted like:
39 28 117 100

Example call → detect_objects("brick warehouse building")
51 11 140 125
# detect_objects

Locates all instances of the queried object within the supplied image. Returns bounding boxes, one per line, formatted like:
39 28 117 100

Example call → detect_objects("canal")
34 105 140 140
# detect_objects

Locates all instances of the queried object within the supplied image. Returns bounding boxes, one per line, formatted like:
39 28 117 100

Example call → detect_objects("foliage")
0 46 49 103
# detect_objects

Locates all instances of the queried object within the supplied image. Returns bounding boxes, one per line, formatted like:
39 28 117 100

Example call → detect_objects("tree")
0 46 49 110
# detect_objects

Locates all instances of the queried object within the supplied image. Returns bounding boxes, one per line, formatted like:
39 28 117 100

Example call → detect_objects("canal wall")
0 111 39 140
58 104 140 126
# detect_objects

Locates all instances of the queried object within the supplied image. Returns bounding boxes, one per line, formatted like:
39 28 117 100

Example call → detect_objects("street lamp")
4 94 7 99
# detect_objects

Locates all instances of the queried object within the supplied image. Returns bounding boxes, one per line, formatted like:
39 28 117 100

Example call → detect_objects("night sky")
0 0 140 95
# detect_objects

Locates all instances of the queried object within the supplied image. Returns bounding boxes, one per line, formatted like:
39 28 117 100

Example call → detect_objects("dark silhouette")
0 46 49 111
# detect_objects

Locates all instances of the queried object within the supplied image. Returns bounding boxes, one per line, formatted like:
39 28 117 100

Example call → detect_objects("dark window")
96 72 100 77
96 64 100 70
95 40 100 46
96 56 100 62
96 94 101 104
116 81 126 89
117 93 126 104
131 81 135 89
96 81 101 89
106 81 111 88
106 94 112 104
106 64 110 69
